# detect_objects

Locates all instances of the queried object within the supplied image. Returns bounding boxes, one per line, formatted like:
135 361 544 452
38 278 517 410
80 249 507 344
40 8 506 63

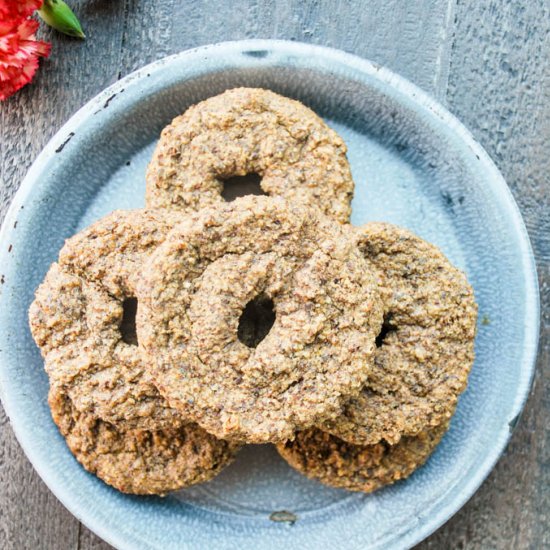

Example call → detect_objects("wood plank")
417 0 550 547
0 410 80 550
79 524 114 550
0 2 127 549
0 0 127 226
117 0 177 77
166 0 456 99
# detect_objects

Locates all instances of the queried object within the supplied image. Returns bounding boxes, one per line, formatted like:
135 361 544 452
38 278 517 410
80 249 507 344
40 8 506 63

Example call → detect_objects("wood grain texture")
166 0 456 100
418 1 550 547
0 0 126 227
0 0 547 548
1 3 128 548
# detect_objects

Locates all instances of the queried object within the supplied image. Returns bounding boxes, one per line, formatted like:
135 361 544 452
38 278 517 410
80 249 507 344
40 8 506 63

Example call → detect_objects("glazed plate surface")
0 40 539 550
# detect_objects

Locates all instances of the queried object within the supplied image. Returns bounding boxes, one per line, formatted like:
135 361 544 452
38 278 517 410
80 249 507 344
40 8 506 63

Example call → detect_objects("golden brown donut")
277 423 448 493
29 210 183 431
145 87 354 223
137 196 383 443
49 385 240 495
323 223 477 445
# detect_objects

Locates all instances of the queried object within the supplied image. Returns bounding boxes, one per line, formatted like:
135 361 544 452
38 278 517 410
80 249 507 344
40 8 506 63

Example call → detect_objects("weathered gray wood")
0 410 80 550
165 0 456 100
418 1 550 547
0 0 127 226
78 524 114 550
0 3 128 548
0 0 548 548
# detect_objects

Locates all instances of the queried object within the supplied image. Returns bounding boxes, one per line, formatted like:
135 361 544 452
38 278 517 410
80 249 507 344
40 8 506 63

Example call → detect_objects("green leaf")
38 0 85 39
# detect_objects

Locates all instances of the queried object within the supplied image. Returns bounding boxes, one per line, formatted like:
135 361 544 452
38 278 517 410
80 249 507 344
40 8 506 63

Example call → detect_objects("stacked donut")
29 88 477 496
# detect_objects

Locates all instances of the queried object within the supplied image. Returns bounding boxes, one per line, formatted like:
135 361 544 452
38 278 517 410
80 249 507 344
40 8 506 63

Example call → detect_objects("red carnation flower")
0 1 50 100
0 0 43 20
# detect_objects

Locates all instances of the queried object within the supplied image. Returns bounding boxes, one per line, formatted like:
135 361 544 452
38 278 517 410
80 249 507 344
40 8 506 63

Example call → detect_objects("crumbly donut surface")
49 386 240 495
145 87 354 223
29 210 184 431
27 86 479 496
137 196 383 443
323 223 477 445
276 423 448 493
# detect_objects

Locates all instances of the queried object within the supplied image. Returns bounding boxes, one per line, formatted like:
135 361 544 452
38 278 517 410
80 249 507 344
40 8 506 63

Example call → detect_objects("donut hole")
220 173 266 201
376 314 397 347
237 293 275 348
120 297 138 346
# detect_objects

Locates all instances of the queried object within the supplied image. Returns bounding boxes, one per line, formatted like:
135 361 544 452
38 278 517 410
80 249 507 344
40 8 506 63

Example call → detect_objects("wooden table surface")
1 1 548 548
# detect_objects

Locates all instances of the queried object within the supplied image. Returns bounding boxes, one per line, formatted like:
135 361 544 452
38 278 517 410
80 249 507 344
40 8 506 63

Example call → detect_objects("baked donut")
29 210 183 431
137 196 383 443
49 386 240 495
145 87 354 223
323 223 477 445
276 423 448 493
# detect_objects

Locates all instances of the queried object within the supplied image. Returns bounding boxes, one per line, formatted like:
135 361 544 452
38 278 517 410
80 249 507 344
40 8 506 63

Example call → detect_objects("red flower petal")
0 19 20 36
0 0 43 20
0 55 39 99
17 19 40 40
0 3 50 100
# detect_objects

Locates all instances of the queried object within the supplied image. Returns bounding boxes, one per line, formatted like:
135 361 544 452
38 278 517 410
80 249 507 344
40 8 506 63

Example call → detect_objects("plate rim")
0 39 540 550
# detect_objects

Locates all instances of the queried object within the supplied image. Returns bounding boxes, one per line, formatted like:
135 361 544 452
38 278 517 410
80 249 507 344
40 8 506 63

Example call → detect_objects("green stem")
38 0 85 39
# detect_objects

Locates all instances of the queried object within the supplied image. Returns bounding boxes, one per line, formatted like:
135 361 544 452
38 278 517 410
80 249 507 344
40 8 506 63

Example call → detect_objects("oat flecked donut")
29 210 183 431
276 423 448 493
137 196 383 443
49 386 240 495
145 87 354 223
323 223 477 446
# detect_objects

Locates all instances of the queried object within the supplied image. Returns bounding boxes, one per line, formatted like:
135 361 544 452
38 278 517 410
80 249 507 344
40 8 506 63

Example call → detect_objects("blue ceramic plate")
0 40 539 549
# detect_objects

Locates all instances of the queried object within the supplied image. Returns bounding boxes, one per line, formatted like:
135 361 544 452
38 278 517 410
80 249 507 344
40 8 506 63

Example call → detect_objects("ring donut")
323 223 477 445
137 196 383 443
29 210 183 431
145 88 354 223
276 423 448 493
49 386 240 495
